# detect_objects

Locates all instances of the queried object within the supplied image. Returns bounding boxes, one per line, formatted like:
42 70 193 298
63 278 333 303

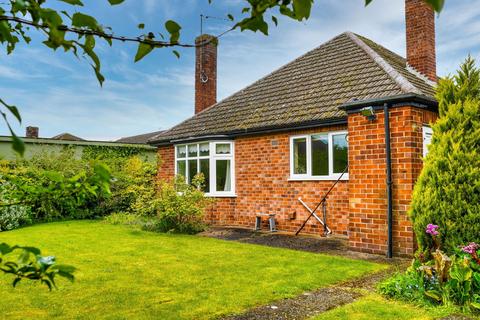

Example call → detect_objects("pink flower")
461 242 479 255
426 224 439 236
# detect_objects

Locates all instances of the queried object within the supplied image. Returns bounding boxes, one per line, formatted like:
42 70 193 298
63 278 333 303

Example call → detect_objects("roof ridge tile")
345 32 422 95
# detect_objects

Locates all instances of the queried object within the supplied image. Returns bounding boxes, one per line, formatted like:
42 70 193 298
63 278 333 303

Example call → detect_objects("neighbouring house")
0 126 157 161
117 130 165 144
149 0 438 257
51 132 85 141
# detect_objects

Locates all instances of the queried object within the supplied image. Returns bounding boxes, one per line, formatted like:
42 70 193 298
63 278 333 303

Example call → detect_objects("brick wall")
348 106 438 256
157 106 437 256
157 125 350 237
405 0 436 82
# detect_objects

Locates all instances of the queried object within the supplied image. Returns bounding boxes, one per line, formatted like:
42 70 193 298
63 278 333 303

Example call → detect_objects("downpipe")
384 103 393 259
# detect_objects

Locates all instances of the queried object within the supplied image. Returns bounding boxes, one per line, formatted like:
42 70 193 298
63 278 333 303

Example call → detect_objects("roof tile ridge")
345 32 422 95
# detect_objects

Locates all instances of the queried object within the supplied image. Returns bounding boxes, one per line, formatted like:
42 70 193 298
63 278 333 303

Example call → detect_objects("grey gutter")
384 103 393 258
340 93 437 113
149 118 348 146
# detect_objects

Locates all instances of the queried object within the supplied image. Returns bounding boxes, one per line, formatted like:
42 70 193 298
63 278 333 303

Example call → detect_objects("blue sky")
1 0 479 140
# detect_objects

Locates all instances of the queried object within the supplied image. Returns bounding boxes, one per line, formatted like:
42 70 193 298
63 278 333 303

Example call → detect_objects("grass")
309 294 457 320
0 220 385 320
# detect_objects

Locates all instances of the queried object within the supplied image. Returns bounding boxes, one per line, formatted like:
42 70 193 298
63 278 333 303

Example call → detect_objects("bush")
98 156 157 216
409 57 480 254
152 175 213 234
0 150 111 224
0 205 32 231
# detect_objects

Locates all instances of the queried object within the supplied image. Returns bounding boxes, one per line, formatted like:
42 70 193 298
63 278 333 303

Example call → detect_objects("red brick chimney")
195 34 217 114
405 0 437 82
26 126 39 138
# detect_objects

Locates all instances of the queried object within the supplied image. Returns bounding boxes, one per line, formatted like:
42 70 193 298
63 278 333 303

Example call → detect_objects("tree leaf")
71 12 100 31
172 50 180 58
165 20 181 43
424 0 445 12
271 16 278 26
12 277 21 288
134 42 154 62
58 0 84 5
138 23 145 29
108 0 125 5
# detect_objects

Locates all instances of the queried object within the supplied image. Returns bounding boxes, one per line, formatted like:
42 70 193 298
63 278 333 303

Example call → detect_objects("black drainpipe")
384 103 393 258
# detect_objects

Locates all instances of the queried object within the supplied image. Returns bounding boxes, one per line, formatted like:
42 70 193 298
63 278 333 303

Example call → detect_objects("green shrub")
152 175 213 234
0 151 111 223
409 57 480 254
98 156 157 216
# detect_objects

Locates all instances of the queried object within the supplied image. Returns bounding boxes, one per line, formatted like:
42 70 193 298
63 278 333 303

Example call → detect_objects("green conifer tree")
410 57 480 254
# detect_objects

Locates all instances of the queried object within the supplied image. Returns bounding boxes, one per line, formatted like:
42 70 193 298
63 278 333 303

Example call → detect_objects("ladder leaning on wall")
295 165 349 237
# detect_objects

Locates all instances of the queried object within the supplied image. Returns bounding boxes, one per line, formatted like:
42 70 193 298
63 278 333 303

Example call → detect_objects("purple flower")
426 224 439 236
461 242 479 255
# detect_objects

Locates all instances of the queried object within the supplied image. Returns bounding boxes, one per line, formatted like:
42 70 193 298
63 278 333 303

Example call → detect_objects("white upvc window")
423 126 433 158
175 141 235 197
289 131 349 181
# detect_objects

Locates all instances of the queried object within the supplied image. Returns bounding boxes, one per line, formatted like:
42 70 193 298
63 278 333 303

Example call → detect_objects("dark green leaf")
108 0 125 5
138 23 145 29
12 277 21 288
58 0 84 5
272 16 278 26
172 50 180 58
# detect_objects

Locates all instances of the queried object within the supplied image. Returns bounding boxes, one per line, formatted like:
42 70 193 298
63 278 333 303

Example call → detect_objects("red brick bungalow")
150 0 438 257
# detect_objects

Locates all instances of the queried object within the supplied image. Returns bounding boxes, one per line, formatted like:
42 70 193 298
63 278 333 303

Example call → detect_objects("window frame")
422 126 433 158
175 141 235 197
289 130 349 181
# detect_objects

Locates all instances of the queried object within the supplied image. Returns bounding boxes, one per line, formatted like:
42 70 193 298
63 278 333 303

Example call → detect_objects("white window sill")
288 175 349 181
205 193 237 198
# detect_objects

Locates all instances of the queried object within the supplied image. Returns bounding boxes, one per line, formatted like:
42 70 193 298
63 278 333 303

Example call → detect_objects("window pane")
216 143 231 155
333 134 348 173
188 159 198 184
176 160 186 177
188 144 198 157
199 143 210 156
293 138 307 174
176 145 186 158
216 160 231 192
311 134 329 176
200 159 210 192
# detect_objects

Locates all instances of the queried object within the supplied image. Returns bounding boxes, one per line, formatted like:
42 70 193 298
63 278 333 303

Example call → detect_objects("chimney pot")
26 126 39 138
405 0 437 82
195 34 217 114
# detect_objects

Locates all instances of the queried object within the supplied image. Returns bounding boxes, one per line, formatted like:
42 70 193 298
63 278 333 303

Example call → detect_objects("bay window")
175 141 235 196
290 131 348 180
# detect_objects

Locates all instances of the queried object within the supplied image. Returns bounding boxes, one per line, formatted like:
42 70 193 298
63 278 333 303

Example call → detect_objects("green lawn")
310 295 455 320
0 221 385 319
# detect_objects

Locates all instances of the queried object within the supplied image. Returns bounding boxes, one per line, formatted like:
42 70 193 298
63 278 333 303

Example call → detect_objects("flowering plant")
426 224 439 236
425 223 441 250
461 242 480 265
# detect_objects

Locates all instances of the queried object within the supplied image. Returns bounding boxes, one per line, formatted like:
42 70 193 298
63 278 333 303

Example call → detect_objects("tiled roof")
117 130 165 144
150 32 435 144
51 133 85 141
